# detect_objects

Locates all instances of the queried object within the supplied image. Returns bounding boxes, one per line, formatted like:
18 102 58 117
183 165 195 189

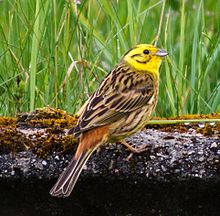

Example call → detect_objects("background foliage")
0 0 219 117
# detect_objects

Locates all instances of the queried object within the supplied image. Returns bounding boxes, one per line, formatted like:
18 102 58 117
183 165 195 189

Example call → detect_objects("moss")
196 124 214 136
0 106 79 157
178 126 188 133
0 107 219 157
0 116 17 128
151 113 220 121
31 134 78 158
16 106 78 129
147 113 220 134
0 128 29 154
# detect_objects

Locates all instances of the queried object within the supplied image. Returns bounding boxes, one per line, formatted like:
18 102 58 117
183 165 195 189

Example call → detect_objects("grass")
0 0 219 117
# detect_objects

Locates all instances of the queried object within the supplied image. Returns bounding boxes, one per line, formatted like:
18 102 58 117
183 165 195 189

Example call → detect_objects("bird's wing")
71 70 155 137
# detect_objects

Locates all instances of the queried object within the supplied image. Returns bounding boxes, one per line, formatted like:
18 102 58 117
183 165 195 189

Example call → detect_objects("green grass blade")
178 0 185 114
29 1 40 111
190 0 202 113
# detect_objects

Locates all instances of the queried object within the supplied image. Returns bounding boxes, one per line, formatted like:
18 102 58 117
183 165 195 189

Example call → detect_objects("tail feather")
50 125 110 197
50 147 96 198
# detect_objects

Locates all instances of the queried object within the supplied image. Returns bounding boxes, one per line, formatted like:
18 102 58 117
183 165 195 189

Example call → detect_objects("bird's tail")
50 147 97 198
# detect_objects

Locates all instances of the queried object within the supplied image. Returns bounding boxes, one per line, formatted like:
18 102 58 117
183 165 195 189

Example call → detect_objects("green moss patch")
0 107 79 157
0 108 219 157
147 113 220 136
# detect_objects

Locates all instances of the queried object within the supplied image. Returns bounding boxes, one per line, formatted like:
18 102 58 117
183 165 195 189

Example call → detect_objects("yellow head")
122 44 168 77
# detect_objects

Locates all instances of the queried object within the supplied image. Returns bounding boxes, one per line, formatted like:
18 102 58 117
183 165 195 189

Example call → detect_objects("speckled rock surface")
1 119 220 216
0 128 219 183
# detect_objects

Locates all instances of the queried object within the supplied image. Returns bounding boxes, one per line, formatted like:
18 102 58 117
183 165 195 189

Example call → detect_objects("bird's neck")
122 59 160 80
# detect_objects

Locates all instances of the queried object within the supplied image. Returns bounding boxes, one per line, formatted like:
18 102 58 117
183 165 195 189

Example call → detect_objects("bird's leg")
121 140 136 161
98 140 148 160
96 146 102 154
120 140 137 152
120 140 148 153
120 140 149 161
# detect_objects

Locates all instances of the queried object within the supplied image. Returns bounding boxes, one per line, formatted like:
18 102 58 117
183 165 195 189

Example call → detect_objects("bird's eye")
143 49 149 54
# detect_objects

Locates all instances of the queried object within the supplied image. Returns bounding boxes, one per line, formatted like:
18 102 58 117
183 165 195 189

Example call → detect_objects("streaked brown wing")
71 65 154 137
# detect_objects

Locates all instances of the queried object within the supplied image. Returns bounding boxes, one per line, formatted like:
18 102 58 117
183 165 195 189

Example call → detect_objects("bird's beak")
156 48 169 57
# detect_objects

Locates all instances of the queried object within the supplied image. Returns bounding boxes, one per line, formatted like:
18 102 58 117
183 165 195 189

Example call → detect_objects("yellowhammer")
50 44 168 197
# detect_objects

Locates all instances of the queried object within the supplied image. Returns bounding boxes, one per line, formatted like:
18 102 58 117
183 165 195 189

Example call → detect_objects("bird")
50 44 168 197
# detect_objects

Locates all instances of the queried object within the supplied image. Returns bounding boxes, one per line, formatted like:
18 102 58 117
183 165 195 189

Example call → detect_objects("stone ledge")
0 108 219 182
1 129 219 183
1 108 219 215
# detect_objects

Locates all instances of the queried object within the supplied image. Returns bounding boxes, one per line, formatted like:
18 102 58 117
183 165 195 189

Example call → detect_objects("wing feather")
71 63 154 136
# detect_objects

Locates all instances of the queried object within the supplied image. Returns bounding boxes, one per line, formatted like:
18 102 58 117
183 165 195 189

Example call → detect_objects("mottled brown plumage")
50 44 168 197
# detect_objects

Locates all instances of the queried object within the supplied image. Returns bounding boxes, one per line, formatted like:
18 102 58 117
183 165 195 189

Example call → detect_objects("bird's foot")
120 140 148 161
